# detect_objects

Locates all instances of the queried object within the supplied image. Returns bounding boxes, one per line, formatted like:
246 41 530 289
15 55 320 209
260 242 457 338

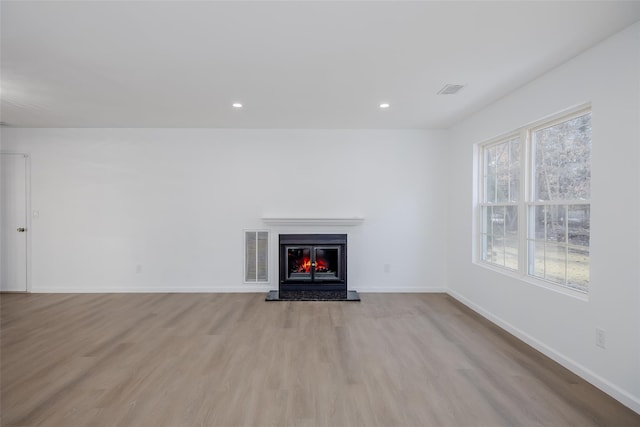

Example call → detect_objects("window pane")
546 205 566 243
509 179 520 204
493 236 505 266
479 139 520 270
485 146 497 203
505 238 518 270
509 139 520 202
545 244 567 284
481 204 518 269
505 206 518 237
534 113 591 201
492 206 505 237
567 247 589 289
484 139 520 204
527 202 590 289
497 179 510 203
496 142 509 203
568 205 590 247
532 205 546 239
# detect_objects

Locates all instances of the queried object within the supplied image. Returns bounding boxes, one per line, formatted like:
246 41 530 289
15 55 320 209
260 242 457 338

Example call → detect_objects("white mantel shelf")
261 217 364 226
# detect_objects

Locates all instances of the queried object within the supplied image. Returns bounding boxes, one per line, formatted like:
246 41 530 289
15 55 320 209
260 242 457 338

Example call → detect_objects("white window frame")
475 104 591 297
478 134 521 271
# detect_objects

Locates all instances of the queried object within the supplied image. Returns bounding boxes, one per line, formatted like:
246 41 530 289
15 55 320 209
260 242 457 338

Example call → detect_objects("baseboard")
31 285 272 293
31 285 446 294
446 289 640 415
356 286 447 293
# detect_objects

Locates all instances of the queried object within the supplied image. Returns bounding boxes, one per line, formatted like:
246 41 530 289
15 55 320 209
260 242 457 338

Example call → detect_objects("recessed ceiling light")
379 103 390 109
232 103 243 108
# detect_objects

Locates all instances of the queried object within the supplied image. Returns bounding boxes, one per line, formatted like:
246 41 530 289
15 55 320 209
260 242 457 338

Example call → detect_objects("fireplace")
280 234 347 291
267 233 359 301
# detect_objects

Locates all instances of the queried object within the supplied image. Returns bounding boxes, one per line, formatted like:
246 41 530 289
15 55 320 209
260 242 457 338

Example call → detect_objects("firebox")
279 234 347 292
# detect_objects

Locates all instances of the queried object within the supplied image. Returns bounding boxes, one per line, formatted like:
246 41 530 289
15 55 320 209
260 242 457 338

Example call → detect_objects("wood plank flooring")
1 293 638 427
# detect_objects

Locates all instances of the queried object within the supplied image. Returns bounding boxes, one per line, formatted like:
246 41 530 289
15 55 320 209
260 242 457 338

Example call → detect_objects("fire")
299 258 311 273
294 257 329 273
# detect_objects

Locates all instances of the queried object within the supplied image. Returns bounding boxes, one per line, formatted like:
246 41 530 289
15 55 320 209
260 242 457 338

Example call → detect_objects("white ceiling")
2 1 639 129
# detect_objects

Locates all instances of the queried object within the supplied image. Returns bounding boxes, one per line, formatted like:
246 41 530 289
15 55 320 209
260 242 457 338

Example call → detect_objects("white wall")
0 128 448 293
446 22 640 412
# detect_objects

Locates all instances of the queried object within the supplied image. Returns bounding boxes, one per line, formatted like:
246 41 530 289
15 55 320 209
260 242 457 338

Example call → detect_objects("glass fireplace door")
313 247 340 281
286 247 312 281
285 245 342 282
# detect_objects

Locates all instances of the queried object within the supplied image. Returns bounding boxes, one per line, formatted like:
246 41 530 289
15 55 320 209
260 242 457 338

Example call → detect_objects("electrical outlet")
595 328 606 349
136 264 143 274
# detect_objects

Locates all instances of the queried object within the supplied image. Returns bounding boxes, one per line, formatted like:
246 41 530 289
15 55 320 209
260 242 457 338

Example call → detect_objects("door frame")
1 152 31 293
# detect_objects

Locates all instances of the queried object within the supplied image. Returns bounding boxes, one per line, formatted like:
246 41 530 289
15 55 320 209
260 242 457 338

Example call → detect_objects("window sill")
474 261 589 302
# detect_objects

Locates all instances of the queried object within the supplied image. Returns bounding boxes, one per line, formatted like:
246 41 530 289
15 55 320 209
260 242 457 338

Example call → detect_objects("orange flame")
294 257 329 273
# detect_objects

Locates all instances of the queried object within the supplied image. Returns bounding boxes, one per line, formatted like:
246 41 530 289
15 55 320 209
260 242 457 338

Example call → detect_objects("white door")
1 154 28 292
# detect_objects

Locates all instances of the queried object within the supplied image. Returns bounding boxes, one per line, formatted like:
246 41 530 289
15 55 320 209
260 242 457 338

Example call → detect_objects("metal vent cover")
245 230 269 282
437 84 465 95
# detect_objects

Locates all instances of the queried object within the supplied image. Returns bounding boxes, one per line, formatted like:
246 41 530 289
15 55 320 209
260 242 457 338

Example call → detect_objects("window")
478 107 591 293
479 136 520 270
528 113 591 291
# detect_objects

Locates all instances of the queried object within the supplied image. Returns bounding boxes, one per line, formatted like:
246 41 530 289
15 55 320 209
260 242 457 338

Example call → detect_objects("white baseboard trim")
447 289 640 415
357 286 446 293
31 286 446 294
32 285 272 293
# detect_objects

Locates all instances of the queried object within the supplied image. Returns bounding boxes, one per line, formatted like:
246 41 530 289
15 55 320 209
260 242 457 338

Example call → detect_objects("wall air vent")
437 84 465 95
245 230 269 283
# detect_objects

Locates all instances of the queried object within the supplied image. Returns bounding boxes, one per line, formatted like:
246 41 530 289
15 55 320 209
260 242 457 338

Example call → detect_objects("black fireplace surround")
279 234 347 292
266 233 359 301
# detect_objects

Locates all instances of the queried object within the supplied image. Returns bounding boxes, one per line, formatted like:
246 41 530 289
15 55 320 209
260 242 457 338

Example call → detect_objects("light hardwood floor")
1 293 638 427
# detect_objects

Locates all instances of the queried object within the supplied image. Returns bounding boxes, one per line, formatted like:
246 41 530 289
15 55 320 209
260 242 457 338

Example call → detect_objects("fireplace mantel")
261 217 364 226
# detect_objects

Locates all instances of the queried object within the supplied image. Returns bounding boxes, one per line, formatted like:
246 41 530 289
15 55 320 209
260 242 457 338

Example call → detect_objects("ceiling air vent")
437 84 465 95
